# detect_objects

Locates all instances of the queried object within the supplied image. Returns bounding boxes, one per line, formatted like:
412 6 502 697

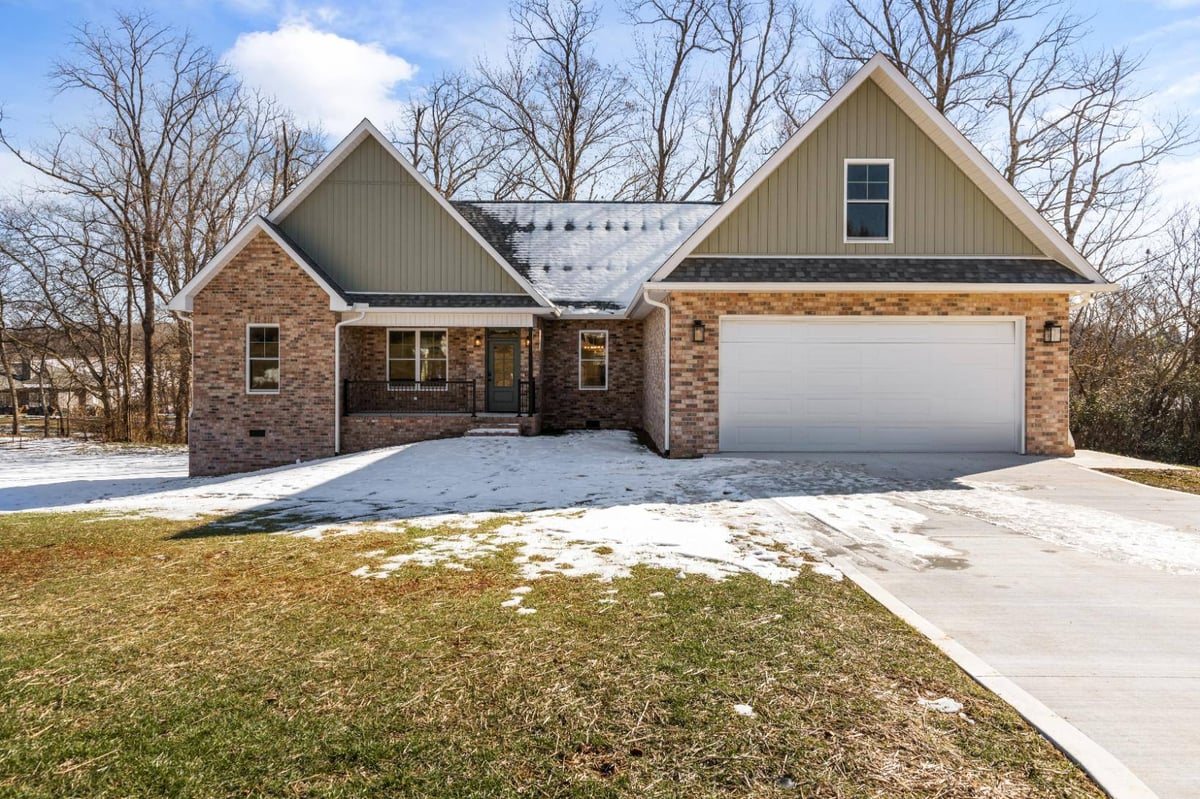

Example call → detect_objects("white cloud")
0 151 52 200
1157 155 1200 211
224 19 416 138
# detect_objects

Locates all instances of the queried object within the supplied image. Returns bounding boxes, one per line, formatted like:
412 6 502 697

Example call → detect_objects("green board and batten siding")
279 137 526 294
695 77 1044 257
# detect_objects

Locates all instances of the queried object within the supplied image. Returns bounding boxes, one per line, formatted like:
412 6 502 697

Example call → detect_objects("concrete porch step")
464 424 522 437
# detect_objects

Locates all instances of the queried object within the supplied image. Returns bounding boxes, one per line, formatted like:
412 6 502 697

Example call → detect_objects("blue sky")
1 0 1198 199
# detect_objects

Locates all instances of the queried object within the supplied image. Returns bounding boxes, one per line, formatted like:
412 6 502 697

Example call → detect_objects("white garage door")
719 317 1023 452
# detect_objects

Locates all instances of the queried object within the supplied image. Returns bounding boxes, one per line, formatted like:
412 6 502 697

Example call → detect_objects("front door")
486 336 520 412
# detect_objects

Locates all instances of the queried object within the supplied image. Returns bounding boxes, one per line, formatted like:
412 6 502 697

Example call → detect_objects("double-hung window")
388 329 448 385
246 324 280 393
844 159 893 242
579 331 608 390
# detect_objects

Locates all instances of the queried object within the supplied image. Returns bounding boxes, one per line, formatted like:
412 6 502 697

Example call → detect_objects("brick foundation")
189 232 338 476
340 413 541 453
664 292 1072 458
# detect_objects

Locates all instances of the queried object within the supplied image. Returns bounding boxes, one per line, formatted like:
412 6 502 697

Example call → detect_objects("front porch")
338 323 542 453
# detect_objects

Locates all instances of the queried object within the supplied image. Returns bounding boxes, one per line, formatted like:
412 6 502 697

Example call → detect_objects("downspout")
641 289 671 454
334 305 368 454
171 309 193 428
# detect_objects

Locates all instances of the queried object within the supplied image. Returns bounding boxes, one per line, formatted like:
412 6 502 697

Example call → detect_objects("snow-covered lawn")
3 431 1199 579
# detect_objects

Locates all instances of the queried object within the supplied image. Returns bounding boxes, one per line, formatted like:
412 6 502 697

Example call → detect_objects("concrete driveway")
767 450 1200 799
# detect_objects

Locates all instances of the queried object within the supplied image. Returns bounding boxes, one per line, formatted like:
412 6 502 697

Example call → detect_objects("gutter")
334 305 368 454
640 289 671 455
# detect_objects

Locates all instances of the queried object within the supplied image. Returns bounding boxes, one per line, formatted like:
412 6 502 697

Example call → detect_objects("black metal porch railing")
343 380 476 416
518 379 537 416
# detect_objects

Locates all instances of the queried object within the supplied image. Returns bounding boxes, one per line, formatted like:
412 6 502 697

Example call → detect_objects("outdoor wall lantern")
692 319 707 343
1043 321 1063 344
474 334 483 348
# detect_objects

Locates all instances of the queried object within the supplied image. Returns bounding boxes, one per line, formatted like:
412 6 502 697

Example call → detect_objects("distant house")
169 55 1113 477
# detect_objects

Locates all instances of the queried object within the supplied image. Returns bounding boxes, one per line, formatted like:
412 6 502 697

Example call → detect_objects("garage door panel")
720 318 1021 453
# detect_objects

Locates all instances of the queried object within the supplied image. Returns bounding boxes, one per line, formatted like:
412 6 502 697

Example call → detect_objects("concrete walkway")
787 451 1200 798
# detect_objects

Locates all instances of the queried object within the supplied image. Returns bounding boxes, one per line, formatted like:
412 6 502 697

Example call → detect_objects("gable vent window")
247 324 280 394
845 159 893 242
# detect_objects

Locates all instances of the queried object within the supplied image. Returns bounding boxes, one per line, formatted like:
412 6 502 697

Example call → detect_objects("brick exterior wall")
540 319 644 431
641 307 667 452
665 291 1072 458
189 232 338 476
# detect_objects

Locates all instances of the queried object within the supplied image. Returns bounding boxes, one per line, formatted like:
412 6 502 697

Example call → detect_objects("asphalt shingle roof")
661 257 1092 284
454 201 717 313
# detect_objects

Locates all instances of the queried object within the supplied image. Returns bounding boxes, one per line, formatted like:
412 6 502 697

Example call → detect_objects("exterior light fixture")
692 319 706 343
474 334 483 348
1043 321 1063 344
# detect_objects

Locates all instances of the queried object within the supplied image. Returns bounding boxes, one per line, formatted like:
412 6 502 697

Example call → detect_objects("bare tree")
479 0 637 200
0 201 130 438
804 0 1058 132
0 13 324 442
706 0 801 200
394 71 500 198
1072 208 1200 464
623 0 717 200
1024 51 1191 269
0 14 236 439
0 260 22 436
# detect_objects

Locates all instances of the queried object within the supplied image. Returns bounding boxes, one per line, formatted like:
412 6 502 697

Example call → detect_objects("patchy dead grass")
0 510 1103 798
1098 467 1200 495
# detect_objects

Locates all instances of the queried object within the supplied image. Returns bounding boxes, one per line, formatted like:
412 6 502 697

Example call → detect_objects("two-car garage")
718 317 1025 453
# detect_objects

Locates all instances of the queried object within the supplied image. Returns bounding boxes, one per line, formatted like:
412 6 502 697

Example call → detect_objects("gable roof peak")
267 117 554 308
649 54 1110 286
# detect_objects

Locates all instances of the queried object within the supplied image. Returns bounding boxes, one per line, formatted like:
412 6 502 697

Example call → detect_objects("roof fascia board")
167 217 351 312
679 253 1068 261
649 54 1111 287
348 307 556 315
650 281 1120 294
268 119 556 309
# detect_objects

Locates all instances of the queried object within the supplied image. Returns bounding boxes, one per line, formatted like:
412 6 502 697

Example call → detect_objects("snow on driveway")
2 432 1198 580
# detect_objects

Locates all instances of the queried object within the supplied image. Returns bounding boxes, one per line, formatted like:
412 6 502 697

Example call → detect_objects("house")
168 55 1114 477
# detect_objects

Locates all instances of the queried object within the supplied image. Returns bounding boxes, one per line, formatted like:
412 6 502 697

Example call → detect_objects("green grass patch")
0 511 1103 798
1099 467 1200 495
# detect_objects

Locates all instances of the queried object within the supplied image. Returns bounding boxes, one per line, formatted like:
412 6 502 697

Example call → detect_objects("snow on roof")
454 202 717 312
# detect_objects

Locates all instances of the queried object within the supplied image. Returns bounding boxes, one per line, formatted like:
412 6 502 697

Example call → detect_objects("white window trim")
843 158 894 244
387 328 449 389
246 323 280 395
578 330 609 391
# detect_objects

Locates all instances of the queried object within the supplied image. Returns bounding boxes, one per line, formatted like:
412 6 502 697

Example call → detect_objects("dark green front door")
487 337 520 412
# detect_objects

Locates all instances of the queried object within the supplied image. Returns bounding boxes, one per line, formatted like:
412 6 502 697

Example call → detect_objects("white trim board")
655 281 1117 294
266 119 554 310
340 311 539 328
167 217 351 312
649 54 1112 288
843 158 895 245
578 329 609 391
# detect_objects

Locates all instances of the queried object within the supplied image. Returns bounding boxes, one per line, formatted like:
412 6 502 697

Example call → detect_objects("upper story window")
247 324 280 394
388 329 448 383
579 331 608 390
845 159 893 243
